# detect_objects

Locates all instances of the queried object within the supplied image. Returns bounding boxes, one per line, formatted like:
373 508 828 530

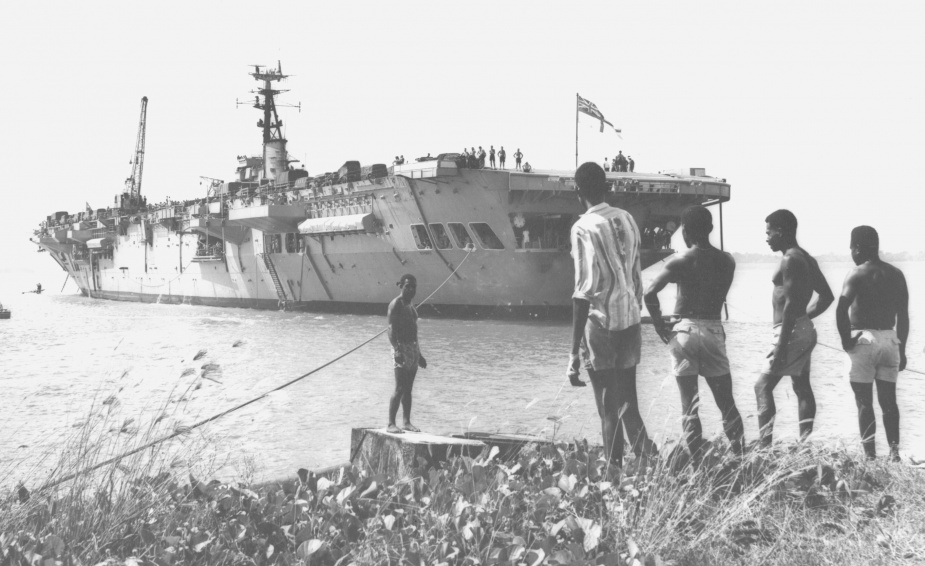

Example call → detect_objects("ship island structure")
33 64 731 317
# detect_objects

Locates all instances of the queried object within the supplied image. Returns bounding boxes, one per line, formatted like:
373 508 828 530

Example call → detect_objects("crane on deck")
124 96 148 199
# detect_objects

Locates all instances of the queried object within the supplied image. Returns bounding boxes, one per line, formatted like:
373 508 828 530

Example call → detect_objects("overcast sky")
2 1 923 292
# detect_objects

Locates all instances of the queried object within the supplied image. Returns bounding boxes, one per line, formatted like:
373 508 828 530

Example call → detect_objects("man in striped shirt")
567 161 658 469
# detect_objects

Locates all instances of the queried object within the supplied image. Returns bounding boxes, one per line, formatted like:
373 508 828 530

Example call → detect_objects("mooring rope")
36 248 475 492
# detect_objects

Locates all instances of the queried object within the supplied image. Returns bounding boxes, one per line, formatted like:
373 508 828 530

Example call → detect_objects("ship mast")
125 96 148 199
249 62 289 182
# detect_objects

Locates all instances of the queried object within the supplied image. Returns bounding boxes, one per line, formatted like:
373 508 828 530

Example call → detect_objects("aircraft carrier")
33 64 730 317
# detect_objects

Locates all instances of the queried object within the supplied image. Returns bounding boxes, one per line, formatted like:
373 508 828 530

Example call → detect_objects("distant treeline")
732 251 925 263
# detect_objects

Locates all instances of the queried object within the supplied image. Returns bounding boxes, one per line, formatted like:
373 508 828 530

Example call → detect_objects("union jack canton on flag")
577 95 621 134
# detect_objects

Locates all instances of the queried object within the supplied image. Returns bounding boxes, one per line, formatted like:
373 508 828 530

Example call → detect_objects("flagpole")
575 93 579 168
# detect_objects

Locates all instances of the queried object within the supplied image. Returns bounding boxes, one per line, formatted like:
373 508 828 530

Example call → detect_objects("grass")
3 345 924 565
3 426 925 566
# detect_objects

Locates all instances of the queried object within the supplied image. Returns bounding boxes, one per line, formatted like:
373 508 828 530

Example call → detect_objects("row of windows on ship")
263 222 504 254
265 218 571 254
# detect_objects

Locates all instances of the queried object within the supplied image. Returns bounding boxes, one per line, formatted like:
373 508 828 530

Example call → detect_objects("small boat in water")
0 304 10 320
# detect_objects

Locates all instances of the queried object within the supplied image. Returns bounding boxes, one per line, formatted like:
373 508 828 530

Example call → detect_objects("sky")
1 1 924 293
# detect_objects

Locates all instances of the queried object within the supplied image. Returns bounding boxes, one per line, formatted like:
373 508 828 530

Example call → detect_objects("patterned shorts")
392 341 420 370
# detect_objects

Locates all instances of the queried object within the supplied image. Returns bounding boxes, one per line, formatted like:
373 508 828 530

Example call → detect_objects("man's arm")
568 299 590 386
807 258 835 319
644 255 684 343
567 226 590 387
836 269 861 352
387 299 399 348
771 255 806 371
897 271 910 370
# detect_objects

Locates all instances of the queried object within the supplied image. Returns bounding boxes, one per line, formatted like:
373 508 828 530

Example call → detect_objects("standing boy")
387 274 428 434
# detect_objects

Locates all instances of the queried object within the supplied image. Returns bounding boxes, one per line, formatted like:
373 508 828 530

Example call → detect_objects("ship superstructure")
33 64 730 317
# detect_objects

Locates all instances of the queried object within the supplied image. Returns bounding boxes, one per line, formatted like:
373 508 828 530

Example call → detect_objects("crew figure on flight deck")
604 158 611 172
478 146 487 169
514 149 524 170
490 146 496 169
628 156 635 172
499 147 507 169
614 151 628 172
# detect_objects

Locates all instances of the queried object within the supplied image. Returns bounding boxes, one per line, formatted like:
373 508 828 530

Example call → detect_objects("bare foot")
386 424 403 434
402 423 421 433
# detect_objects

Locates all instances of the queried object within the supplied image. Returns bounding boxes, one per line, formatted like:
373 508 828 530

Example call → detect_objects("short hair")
765 209 798 237
851 225 879 250
574 162 608 199
681 205 713 236
397 273 416 287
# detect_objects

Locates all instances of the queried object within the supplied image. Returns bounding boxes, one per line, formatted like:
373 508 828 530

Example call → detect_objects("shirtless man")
387 274 428 434
755 210 834 447
836 226 909 461
645 206 745 459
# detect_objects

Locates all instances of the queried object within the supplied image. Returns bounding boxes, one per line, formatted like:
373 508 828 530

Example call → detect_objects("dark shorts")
580 323 641 372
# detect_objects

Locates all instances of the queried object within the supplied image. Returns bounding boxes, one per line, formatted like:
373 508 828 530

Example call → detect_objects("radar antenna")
125 96 148 198
233 62 300 182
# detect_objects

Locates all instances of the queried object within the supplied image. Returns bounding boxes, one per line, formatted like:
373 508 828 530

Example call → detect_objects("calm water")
2 261 924 482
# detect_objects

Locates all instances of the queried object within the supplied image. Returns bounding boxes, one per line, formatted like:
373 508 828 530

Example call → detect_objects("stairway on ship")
261 253 290 309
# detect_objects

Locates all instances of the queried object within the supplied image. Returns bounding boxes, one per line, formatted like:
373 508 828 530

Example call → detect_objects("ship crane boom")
125 96 148 198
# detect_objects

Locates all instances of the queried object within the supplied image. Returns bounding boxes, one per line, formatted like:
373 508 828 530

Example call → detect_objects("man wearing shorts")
514 148 523 170
755 210 834 447
499 146 506 169
645 205 745 460
566 162 657 469
387 274 428 434
836 226 909 461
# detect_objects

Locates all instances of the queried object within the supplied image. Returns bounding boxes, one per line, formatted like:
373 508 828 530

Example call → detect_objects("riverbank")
3 432 924 565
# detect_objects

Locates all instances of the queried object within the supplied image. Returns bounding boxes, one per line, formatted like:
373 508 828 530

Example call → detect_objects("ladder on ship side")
260 253 290 309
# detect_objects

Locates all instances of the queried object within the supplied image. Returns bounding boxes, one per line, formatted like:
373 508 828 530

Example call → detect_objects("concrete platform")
350 428 486 478
452 432 555 461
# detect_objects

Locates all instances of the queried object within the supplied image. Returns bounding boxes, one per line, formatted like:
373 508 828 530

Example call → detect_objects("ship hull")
37 167 728 319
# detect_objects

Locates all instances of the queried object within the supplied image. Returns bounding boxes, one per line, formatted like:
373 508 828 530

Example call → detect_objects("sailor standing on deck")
387 274 428 434
489 146 496 169
755 210 834 447
836 226 909 461
566 162 658 470
499 147 507 169
514 148 523 170
645 206 745 460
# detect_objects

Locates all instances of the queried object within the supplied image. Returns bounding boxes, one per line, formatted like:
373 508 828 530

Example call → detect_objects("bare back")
846 261 907 330
675 246 736 319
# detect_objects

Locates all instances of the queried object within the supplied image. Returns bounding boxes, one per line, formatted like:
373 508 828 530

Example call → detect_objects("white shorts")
847 329 901 383
762 316 816 377
668 319 730 378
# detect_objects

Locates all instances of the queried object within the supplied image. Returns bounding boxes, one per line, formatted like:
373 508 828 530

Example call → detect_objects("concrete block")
350 428 486 478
